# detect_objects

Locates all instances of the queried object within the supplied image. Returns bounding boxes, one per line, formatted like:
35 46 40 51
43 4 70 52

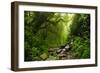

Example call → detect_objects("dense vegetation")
24 11 90 61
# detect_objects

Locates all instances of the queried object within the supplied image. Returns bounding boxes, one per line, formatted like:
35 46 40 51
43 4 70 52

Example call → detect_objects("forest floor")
48 44 75 60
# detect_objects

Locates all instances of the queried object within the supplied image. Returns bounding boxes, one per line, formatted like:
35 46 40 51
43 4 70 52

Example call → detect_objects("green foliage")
71 37 90 58
24 11 90 61
70 14 90 59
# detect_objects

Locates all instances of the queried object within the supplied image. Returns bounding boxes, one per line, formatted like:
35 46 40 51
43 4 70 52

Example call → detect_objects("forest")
24 11 90 61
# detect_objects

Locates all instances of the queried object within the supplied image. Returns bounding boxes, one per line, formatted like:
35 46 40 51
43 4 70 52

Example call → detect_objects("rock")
61 57 67 60
40 53 48 60
47 55 58 60
56 49 62 53
53 48 59 50
48 48 54 52
65 45 70 49
48 48 59 52
62 48 66 51
58 53 66 57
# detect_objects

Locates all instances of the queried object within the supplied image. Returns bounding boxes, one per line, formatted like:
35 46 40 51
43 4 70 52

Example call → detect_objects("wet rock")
48 48 54 52
56 49 62 53
58 53 66 57
65 45 70 49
